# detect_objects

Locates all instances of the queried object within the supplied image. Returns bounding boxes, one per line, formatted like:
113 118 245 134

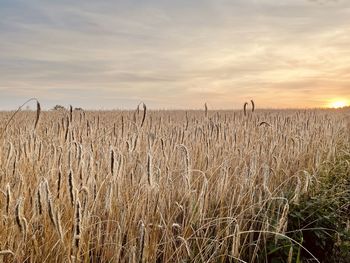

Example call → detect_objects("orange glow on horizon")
328 100 349 109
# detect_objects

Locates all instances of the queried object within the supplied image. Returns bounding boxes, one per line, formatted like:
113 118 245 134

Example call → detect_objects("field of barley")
0 103 349 262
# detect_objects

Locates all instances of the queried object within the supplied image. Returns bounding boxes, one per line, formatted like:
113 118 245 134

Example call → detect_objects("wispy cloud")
0 0 349 109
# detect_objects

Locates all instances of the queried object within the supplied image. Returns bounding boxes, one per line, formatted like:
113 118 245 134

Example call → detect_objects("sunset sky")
1 0 350 110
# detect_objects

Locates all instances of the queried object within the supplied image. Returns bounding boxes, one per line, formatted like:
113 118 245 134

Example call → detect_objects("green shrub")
266 152 350 262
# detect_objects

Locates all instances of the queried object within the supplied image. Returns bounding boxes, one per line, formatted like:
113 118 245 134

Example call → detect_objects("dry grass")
0 106 349 262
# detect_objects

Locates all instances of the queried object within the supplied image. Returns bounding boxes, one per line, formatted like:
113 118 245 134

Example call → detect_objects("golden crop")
0 105 349 262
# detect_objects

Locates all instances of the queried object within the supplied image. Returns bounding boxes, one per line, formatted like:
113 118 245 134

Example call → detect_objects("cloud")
0 0 350 109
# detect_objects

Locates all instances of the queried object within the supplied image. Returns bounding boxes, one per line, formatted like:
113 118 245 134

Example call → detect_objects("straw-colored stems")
15 198 27 240
147 153 153 186
5 184 11 215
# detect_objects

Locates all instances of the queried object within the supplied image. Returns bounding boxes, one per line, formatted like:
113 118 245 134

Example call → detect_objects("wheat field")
0 104 349 262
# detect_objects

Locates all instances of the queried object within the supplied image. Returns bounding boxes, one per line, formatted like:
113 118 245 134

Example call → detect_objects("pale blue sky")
1 0 350 109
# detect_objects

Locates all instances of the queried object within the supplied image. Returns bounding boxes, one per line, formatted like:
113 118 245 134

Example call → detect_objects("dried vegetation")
0 102 349 262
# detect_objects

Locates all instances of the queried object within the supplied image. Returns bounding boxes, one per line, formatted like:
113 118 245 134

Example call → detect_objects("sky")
0 0 350 110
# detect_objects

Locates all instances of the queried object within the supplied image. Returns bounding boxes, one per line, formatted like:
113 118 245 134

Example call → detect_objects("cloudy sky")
1 0 349 109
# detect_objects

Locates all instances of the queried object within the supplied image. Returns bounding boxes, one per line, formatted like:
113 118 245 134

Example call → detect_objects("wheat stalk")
68 170 75 205
141 103 147 128
34 101 41 130
243 102 248 117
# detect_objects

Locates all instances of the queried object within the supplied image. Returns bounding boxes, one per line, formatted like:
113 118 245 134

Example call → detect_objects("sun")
329 100 348 109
